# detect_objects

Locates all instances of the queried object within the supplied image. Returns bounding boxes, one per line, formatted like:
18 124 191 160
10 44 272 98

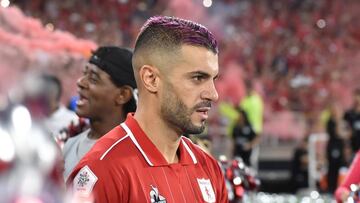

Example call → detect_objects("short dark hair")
134 16 218 56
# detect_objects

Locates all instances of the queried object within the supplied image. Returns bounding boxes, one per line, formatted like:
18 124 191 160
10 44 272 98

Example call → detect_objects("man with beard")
68 16 228 203
63 46 137 180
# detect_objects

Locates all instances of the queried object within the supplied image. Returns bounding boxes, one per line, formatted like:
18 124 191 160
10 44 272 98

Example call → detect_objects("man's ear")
115 86 132 105
138 65 160 93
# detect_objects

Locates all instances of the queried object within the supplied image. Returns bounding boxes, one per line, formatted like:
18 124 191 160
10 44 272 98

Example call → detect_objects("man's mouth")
196 107 211 113
195 107 210 119
76 93 89 106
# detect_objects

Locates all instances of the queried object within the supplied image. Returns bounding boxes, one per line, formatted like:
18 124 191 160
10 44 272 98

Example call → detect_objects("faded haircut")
133 16 218 70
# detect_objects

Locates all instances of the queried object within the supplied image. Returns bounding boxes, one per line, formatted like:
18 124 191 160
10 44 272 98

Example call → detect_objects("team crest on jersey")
197 178 216 203
150 185 166 203
73 165 98 196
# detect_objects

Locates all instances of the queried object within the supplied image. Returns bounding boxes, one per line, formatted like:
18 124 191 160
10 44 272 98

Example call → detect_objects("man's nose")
201 82 219 102
76 76 88 89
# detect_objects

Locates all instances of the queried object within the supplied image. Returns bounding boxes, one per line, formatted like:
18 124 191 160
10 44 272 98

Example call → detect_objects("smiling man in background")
63 46 137 180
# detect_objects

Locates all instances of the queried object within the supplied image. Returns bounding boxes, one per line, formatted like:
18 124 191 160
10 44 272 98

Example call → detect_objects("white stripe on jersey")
120 123 154 166
100 134 129 160
181 137 198 164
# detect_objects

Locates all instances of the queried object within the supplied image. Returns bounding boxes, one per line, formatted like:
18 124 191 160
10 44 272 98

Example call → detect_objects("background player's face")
76 63 120 120
159 45 219 135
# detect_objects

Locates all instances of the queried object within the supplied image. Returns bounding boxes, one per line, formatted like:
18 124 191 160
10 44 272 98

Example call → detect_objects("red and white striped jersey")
67 114 228 203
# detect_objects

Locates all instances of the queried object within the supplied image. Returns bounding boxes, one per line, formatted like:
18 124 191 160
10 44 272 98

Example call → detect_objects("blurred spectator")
41 74 79 138
67 95 79 112
239 79 263 168
62 46 137 180
232 107 256 165
0 73 67 202
290 137 309 193
9 0 360 141
344 88 360 153
240 79 263 135
326 102 348 193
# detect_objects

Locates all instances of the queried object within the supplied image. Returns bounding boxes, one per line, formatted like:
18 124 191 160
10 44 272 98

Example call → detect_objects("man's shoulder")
67 126 131 182
85 125 131 160
67 129 89 142
63 129 90 155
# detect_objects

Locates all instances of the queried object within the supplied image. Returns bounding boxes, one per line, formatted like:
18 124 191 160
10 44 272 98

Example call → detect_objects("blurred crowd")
10 0 360 139
13 0 360 98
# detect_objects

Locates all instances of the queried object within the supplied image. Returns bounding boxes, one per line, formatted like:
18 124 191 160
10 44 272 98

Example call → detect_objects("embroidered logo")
73 165 98 196
78 171 90 187
150 185 166 203
197 178 216 203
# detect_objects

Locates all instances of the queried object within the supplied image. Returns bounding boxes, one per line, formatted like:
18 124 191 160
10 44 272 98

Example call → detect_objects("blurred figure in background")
0 73 67 203
62 46 137 181
290 136 309 193
232 107 256 165
239 79 263 168
67 95 79 112
344 88 360 154
240 79 263 137
326 102 348 193
41 74 79 138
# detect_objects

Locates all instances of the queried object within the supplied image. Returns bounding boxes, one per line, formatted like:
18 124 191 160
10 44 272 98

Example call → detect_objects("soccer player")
63 46 137 180
68 16 228 202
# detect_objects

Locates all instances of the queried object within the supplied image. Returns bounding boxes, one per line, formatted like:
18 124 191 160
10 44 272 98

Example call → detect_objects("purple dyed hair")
134 16 218 54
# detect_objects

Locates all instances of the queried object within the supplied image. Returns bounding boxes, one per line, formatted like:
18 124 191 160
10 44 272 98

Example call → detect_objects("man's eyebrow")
89 68 100 79
188 71 219 79
188 71 210 77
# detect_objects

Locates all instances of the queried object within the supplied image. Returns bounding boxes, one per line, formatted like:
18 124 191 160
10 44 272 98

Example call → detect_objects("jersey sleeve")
67 161 126 203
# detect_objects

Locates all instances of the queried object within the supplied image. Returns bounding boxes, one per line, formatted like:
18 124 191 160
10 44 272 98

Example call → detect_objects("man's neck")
134 110 181 164
88 115 125 139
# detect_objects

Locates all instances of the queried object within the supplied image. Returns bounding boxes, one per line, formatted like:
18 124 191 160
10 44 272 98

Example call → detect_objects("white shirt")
62 128 96 181
43 105 78 138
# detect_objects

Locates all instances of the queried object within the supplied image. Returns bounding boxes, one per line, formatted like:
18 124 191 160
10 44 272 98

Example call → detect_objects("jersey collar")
122 114 198 167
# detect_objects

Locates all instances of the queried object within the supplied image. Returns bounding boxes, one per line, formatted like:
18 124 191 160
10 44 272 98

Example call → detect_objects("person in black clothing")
232 108 256 165
344 88 360 153
290 136 309 193
326 102 348 193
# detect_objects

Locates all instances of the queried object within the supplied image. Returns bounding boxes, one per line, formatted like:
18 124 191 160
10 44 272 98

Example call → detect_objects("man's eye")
193 76 204 81
89 77 97 83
